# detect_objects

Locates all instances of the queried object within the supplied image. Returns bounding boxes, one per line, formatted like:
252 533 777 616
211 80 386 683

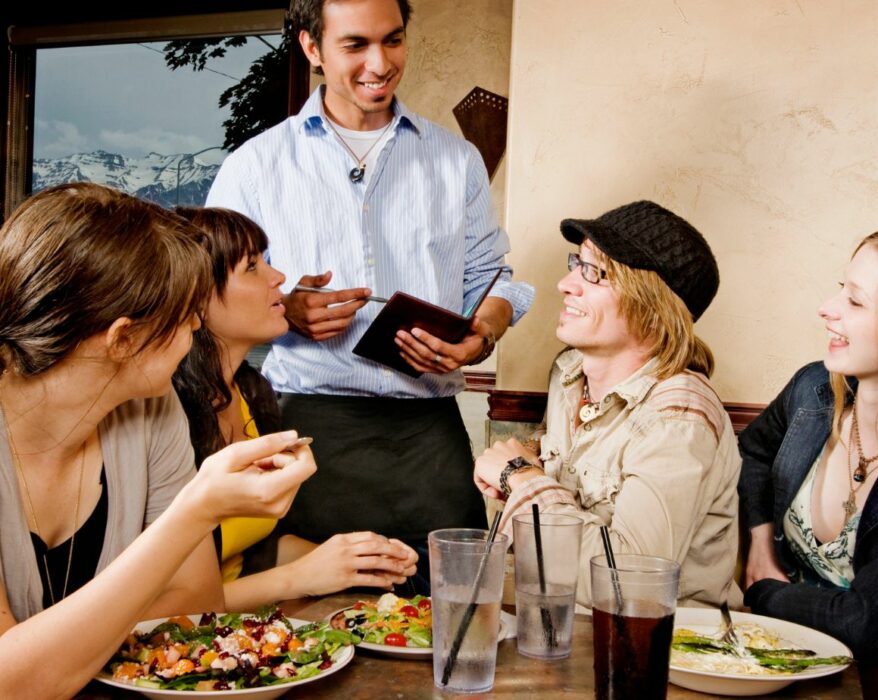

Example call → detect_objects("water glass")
512 512 583 659
429 528 509 694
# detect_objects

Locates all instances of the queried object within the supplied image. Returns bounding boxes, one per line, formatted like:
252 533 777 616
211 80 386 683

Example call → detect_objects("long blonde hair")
829 231 878 441
594 246 715 380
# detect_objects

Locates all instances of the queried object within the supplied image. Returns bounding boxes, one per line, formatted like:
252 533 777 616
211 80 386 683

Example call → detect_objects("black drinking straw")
599 525 624 613
532 503 557 648
440 511 502 686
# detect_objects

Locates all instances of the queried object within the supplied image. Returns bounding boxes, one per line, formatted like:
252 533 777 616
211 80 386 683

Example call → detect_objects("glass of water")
429 528 509 693
512 512 583 659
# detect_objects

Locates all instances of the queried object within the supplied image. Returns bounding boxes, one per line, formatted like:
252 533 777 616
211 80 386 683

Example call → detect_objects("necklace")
325 117 394 183
4 414 86 606
843 402 878 520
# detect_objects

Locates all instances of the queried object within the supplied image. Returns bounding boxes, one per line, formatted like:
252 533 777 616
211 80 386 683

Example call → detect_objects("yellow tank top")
220 389 278 583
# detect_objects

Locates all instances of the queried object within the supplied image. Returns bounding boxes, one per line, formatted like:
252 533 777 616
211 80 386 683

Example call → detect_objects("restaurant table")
78 592 864 700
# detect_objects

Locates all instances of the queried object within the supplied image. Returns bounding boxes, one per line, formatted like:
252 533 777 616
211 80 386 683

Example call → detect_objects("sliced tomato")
399 605 419 618
417 599 432 611
383 633 408 647
353 601 366 610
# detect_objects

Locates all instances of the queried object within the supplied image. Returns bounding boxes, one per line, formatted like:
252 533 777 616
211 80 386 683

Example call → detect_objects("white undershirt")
327 118 395 187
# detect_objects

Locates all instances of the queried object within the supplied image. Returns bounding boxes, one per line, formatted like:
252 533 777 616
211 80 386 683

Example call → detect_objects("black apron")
276 394 487 542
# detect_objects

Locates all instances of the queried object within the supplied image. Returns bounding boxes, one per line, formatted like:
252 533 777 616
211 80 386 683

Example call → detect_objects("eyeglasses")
567 253 607 285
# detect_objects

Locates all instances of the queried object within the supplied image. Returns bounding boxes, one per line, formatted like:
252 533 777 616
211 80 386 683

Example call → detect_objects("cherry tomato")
383 633 408 647
399 605 419 618
417 599 432 611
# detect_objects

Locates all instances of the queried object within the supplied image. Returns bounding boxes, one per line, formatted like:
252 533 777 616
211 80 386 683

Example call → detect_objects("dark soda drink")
592 600 674 700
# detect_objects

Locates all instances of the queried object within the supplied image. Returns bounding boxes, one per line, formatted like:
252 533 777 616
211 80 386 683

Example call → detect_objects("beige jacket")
501 351 743 609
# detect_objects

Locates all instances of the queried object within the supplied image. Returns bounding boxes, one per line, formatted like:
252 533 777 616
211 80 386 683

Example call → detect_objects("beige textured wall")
500 0 878 402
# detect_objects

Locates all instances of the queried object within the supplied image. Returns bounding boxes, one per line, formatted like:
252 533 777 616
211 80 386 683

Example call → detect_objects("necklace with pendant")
3 405 86 606
325 117 394 183
843 402 878 520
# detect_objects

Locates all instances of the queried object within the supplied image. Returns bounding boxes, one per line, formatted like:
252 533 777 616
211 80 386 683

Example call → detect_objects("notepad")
352 270 503 378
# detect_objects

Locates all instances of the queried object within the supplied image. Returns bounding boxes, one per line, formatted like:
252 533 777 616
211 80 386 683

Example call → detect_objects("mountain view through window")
33 35 284 208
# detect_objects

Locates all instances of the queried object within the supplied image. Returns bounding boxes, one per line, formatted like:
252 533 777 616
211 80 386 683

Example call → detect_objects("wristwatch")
499 456 538 497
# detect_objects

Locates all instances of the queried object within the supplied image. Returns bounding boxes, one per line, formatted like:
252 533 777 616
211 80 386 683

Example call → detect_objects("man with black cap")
474 200 743 608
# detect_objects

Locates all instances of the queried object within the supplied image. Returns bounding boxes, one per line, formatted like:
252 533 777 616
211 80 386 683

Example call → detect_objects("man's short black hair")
289 0 413 47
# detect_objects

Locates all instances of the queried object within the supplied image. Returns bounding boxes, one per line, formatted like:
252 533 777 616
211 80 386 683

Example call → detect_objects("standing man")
207 0 533 589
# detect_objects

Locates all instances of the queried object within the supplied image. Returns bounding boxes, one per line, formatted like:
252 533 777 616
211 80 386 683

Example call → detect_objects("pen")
293 284 388 304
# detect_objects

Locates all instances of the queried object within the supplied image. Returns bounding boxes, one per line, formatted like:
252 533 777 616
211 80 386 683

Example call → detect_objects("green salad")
106 606 357 691
330 593 432 648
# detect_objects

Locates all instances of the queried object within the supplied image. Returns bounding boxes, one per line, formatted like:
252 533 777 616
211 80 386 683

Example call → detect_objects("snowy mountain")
32 150 221 208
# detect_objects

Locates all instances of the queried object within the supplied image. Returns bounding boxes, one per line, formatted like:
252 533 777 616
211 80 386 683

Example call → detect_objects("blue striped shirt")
207 88 534 398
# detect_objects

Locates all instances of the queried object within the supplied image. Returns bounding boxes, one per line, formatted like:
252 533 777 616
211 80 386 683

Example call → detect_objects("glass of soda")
429 528 509 694
590 554 680 700
512 512 583 659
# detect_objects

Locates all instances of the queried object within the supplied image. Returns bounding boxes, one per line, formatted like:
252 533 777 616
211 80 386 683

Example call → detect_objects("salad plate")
328 593 508 660
669 607 852 697
96 612 355 700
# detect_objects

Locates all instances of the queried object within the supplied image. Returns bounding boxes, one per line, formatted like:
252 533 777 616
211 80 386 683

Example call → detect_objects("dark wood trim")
462 370 496 393
486 388 766 433
723 402 766 434
487 389 547 423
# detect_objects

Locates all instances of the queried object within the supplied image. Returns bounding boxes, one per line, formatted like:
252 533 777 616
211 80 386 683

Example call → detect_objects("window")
5 10 306 215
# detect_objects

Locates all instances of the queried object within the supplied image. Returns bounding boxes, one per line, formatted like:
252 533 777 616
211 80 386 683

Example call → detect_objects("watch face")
509 456 532 469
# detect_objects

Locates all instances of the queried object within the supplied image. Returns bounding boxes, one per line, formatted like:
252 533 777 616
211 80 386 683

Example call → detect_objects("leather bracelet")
499 456 539 497
469 331 496 366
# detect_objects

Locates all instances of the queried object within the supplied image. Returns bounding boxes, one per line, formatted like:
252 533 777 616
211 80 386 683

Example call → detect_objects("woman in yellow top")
172 207 417 610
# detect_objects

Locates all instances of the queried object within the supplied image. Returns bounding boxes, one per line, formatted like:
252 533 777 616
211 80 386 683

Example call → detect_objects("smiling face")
205 252 288 352
300 0 407 130
556 242 639 359
819 243 878 381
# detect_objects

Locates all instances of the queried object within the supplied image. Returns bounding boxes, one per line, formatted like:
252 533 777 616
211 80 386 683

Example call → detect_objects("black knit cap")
560 200 719 321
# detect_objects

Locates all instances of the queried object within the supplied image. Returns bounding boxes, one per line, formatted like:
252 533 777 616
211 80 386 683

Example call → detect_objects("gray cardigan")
0 391 196 622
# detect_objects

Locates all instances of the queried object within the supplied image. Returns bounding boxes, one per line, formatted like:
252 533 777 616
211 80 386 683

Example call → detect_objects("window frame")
3 9 309 218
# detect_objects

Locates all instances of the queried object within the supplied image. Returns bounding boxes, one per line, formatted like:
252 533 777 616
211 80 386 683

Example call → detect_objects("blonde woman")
739 232 878 672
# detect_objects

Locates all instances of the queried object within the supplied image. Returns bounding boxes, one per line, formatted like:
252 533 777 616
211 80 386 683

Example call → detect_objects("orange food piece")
200 650 219 667
167 615 195 630
287 637 304 652
172 659 195 676
147 647 168 668
261 642 282 657
113 662 143 680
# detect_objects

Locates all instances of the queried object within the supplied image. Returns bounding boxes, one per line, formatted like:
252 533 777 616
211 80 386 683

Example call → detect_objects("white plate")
95 615 355 700
669 607 852 697
327 607 509 660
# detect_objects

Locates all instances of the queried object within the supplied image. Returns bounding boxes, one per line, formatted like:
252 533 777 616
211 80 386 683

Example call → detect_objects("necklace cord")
3 407 86 605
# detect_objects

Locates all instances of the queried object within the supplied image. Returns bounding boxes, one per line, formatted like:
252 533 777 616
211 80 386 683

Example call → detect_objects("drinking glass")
429 528 509 693
590 554 680 700
512 512 583 659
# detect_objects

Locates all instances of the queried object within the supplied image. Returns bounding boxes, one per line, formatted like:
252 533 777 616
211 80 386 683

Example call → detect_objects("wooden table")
78 592 863 699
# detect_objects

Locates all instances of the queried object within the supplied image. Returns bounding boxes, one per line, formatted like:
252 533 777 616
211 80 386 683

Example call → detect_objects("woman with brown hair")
0 183 315 698
172 206 417 609
739 231 878 670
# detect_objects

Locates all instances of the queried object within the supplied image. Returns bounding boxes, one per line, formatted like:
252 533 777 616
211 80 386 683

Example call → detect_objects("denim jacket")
738 361 878 661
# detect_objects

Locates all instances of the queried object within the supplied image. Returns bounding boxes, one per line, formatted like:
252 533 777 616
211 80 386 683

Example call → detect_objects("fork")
720 601 742 652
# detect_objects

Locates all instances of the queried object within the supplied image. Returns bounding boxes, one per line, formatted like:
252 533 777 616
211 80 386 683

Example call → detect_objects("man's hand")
474 438 541 500
284 271 370 341
394 297 512 374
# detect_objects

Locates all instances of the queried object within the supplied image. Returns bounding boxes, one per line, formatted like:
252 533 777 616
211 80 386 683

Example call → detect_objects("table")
78 592 863 699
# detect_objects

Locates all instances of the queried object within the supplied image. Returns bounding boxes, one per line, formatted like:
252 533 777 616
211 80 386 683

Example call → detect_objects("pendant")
843 494 858 518
349 165 365 183
855 459 868 483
